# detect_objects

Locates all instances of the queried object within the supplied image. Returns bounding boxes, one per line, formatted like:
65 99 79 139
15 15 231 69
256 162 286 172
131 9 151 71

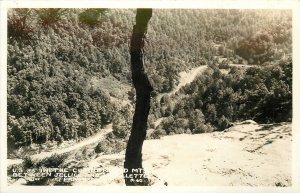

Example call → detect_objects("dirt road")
7 124 112 166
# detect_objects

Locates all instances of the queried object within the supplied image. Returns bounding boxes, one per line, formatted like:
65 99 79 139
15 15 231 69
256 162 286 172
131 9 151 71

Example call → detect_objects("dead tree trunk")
124 8 153 186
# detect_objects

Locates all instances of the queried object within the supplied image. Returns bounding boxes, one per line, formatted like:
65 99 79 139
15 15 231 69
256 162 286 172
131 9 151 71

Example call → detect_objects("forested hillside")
151 60 292 137
7 8 292 151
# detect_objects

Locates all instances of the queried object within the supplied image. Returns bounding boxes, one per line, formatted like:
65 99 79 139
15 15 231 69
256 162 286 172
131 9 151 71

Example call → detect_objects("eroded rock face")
141 122 292 186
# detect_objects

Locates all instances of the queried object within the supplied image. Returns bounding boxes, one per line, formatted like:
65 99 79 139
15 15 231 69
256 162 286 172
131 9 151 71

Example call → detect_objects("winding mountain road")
156 65 207 103
8 124 112 166
171 65 207 95
154 65 208 127
8 61 254 167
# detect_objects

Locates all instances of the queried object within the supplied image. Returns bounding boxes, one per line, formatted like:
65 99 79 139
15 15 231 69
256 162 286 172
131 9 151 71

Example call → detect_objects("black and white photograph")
0 0 300 193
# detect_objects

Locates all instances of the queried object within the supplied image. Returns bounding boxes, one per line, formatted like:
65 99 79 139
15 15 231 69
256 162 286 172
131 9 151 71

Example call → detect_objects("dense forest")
7 9 292 152
150 59 292 137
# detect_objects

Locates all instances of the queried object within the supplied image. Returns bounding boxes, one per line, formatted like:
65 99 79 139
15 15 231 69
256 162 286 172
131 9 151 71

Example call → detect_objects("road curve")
8 124 112 166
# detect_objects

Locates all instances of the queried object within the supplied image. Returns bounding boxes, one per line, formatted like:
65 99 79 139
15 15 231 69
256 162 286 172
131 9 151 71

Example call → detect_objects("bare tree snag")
123 8 153 186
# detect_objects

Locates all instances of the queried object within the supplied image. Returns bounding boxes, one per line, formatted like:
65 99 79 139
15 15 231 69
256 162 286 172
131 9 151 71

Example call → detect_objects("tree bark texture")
124 8 153 186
